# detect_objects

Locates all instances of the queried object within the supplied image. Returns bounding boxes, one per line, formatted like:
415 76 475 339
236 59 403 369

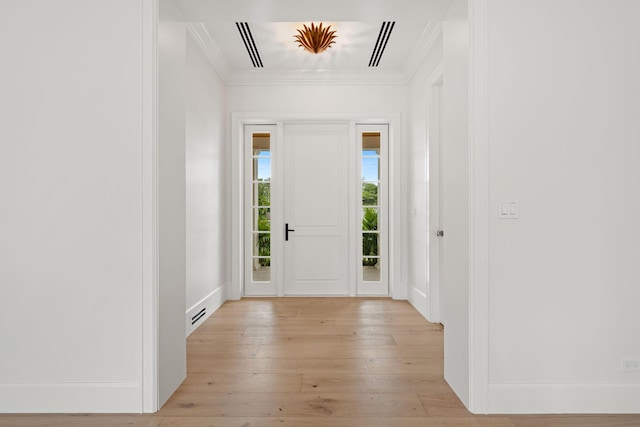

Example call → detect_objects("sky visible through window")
256 151 379 181
362 150 379 182
257 157 271 180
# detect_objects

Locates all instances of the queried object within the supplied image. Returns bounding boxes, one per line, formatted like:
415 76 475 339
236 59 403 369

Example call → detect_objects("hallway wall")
483 0 640 413
185 28 228 333
0 0 147 412
158 0 187 407
158 0 230 406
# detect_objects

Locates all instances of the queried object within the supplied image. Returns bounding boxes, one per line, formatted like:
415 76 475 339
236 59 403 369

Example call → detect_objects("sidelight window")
251 133 271 282
361 132 381 282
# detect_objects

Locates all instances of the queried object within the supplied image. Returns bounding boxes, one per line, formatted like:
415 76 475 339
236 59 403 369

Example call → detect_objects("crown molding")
403 21 443 82
186 22 232 83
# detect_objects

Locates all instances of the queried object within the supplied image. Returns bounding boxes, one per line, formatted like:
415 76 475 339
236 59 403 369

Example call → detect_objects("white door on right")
357 125 389 295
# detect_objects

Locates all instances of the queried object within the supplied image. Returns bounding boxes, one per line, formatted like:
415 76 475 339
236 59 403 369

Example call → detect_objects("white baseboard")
488 383 640 414
0 382 141 413
186 285 226 336
408 284 428 320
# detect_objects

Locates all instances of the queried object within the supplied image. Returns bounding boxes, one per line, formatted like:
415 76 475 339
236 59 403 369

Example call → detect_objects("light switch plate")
498 200 519 219
621 359 640 372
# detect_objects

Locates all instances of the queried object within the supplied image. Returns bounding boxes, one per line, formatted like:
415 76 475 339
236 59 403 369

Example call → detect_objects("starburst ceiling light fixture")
294 22 337 54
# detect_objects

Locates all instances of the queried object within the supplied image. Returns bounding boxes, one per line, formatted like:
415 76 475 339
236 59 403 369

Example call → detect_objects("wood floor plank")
301 373 449 393
474 417 518 426
329 313 440 325
258 333 396 345
244 323 440 336
392 331 444 346
418 390 472 417
210 310 300 318
187 357 371 374
186 323 249 335
161 392 427 417
256 343 443 359
187 344 260 358
201 317 334 326
0 416 163 427
367 357 444 374
178 373 303 393
187 334 262 346
158 416 488 427
509 415 640 427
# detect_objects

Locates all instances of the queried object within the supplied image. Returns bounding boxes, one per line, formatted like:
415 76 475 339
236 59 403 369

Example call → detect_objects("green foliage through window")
362 208 378 266
257 179 270 266
362 182 378 206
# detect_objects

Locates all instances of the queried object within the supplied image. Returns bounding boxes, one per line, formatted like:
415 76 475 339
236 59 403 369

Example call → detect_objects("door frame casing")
230 112 403 300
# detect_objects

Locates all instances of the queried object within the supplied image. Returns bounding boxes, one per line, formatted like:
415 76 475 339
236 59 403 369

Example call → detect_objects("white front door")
283 124 350 295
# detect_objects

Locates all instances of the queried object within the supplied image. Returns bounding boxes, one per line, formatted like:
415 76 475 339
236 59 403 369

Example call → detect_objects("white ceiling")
173 0 453 84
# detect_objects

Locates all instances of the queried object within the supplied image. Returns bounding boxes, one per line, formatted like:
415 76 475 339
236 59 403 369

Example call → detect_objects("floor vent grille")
191 307 206 325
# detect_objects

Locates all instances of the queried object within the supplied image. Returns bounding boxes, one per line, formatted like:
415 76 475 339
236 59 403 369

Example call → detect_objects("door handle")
285 223 295 241
436 230 444 237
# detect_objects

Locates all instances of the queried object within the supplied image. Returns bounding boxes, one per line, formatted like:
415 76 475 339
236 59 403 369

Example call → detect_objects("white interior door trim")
230 112 403 301
141 0 159 413
469 0 490 413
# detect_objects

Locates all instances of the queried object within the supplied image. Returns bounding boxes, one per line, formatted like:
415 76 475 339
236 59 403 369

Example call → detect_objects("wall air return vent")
191 307 206 326
236 22 263 68
369 21 395 67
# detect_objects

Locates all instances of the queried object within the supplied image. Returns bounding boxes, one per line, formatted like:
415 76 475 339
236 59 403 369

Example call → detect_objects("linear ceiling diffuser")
369 21 395 67
236 22 263 68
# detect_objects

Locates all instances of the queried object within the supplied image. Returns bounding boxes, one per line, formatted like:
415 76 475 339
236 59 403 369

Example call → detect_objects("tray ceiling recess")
176 0 452 84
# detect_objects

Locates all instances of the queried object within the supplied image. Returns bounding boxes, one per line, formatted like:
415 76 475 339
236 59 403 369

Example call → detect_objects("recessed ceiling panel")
174 0 452 83
206 21 428 72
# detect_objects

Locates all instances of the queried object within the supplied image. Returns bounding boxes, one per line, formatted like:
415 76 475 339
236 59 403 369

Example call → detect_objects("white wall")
158 0 230 406
406 31 444 320
185 31 228 333
441 0 470 408
227 84 407 299
482 0 640 413
0 0 146 413
158 0 187 407
227 84 406 115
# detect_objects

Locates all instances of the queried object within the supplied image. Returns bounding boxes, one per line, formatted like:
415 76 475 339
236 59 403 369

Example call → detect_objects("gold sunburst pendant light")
294 22 337 54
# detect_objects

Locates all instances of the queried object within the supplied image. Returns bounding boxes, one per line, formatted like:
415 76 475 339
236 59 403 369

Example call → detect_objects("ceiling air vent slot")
236 22 263 68
369 21 395 67
191 307 206 325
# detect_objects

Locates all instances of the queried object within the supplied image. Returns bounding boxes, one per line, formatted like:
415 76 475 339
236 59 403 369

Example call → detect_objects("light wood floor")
2 298 640 426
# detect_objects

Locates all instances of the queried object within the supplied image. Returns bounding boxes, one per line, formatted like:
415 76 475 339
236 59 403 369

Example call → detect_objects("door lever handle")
285 223 295 241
